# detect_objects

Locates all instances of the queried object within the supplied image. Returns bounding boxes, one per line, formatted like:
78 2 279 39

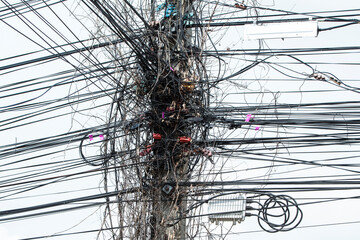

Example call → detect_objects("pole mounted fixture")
244 21 319 40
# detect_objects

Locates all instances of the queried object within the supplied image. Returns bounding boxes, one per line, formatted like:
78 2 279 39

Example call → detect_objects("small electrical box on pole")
208 193 247 225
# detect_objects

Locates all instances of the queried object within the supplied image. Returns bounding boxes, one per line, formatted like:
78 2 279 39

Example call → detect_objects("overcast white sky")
1 0 360 239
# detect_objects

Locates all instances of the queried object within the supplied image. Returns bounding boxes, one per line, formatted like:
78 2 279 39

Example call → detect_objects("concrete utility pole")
149 0 193 239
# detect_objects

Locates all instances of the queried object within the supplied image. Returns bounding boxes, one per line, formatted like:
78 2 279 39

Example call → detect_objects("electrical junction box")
208 193 246 224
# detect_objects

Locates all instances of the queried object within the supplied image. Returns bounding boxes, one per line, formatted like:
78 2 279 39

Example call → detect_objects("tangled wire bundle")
257 194 303 233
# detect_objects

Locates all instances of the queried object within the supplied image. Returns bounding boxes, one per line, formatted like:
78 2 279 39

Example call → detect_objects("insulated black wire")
18 227 129 240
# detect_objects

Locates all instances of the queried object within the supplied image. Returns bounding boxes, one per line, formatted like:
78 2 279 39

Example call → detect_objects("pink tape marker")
255 126 260 131
245 114 252 122
162 112 165 119
170 66 174 72
99 134 104 140
89 135 94 141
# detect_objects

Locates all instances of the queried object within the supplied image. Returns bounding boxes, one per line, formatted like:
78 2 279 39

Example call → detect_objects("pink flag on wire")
245 114 252 122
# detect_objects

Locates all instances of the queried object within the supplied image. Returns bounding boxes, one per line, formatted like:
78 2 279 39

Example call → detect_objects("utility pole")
148 0 194 239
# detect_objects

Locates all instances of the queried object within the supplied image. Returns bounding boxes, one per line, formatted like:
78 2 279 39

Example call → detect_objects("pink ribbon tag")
99 134 104 140
89 135 94 141
255 126 260 131
245 114 252 122
170 66 174 72
162 112 165 119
